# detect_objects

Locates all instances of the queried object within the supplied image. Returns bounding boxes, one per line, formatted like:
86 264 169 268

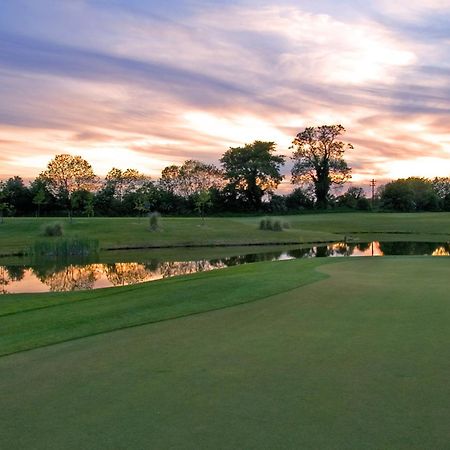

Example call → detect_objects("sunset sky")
1 0 449 192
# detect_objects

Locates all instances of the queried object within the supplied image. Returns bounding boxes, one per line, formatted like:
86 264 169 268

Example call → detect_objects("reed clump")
42 222 63 237
29 238 99 257
149 212 161 231
259 218 283 231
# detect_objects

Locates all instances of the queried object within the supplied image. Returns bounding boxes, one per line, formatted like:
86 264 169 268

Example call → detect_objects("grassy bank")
1 212 450 256
1 256 450 448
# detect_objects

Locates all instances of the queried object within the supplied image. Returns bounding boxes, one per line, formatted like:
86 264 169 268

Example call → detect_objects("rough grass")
1 212 450 256
1 257 450 449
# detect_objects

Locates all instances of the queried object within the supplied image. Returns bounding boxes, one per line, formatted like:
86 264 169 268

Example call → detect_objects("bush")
148 211 161 231
285 187 315 210
43 223 63 237
259 218 284 231
259 218 274 230
282 222 290 229
356 197 371 211
273 220 282 231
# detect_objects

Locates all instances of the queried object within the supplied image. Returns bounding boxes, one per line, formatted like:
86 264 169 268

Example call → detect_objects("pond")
0 241 448 294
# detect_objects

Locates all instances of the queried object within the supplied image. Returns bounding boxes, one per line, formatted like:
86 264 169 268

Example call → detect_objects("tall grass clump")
272 220 283 231
42 222 63 237
259 218 283 231
29 238 99 258
259 218 273 230
149 212 161 232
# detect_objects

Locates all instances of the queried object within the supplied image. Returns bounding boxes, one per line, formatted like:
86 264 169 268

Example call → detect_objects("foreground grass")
1 212 450 256
1 257 450 449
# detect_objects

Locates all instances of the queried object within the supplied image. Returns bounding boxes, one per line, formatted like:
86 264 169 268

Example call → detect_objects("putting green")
1 257 450 449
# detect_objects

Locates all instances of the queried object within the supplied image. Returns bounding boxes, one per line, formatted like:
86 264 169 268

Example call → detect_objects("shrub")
149 211 161 231
43 223 63 237
282 222 290 229
259 218 285 231
356 197 371 211
273 220 282 231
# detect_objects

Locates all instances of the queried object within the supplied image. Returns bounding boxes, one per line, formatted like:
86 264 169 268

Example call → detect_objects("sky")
1 0 449 192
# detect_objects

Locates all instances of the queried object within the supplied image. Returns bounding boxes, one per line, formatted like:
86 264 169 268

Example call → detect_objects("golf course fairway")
1 256 450 449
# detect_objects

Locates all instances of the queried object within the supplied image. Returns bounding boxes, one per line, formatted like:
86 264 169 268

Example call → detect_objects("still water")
1 241 448 294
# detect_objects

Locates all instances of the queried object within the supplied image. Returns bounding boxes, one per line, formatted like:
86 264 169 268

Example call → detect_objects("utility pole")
370 179 376 209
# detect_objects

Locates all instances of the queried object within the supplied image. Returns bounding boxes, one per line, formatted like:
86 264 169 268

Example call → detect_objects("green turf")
1 212 450 256
1 257 450 449
0 258 332 356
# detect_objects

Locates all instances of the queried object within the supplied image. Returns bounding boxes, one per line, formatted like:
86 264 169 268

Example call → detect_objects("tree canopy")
380 177 439 212
291 125 352 208
220 141 285 210
160 159 224 197
3 134 450 217
105 168 148 200
40 154 98 200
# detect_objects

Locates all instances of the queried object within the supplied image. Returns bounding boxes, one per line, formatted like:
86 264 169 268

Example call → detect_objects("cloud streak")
0 0 449 187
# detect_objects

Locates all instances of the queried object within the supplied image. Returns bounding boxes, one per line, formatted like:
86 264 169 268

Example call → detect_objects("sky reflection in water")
0 241 448 294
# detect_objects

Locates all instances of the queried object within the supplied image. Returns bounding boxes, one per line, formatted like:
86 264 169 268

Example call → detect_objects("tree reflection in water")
432 244 450 256
378 241 446 256
355 242 372 252
0 266 10 294
0 241 449 294
158 260 226 278
105 263 153 286
36 264 103 292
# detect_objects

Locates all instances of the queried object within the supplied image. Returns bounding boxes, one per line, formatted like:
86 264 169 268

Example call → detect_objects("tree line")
0 124 449 218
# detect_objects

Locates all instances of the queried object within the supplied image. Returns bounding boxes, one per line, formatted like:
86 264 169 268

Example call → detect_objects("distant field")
1 212 450 256
1 257 450 449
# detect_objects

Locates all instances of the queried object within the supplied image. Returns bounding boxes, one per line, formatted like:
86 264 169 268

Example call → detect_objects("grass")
29 237 99 257
0 258 331 355
1 212 450 448
1 256 450 448
0 212 449 256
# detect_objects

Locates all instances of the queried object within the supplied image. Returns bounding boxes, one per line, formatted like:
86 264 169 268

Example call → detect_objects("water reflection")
0 241 448 294
432 246 450 256
37 264 103 292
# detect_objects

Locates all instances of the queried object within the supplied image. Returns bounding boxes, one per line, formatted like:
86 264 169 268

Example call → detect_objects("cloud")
0 32 253 106
0 0 449 186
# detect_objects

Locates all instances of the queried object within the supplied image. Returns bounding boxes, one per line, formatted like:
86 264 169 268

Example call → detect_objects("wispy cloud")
0 0 449 186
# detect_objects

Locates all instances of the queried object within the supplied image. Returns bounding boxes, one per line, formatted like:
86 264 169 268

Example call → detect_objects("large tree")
432 177 450 211
159 159 224 198
0 176 33 216
220 141 285 210
380 177 439 212
40 154 98 199
39 154 98 216
105 168 148 201
291 125 352 208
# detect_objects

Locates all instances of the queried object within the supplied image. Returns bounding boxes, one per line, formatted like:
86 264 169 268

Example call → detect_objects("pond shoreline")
1 241 448 295
1 232 449 259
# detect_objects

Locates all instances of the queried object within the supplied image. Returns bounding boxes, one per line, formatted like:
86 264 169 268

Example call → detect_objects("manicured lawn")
0 258 331 356
1 256 450 448
0 212 450 256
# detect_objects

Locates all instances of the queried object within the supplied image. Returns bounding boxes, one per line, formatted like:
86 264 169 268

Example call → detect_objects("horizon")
1 0 449 192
